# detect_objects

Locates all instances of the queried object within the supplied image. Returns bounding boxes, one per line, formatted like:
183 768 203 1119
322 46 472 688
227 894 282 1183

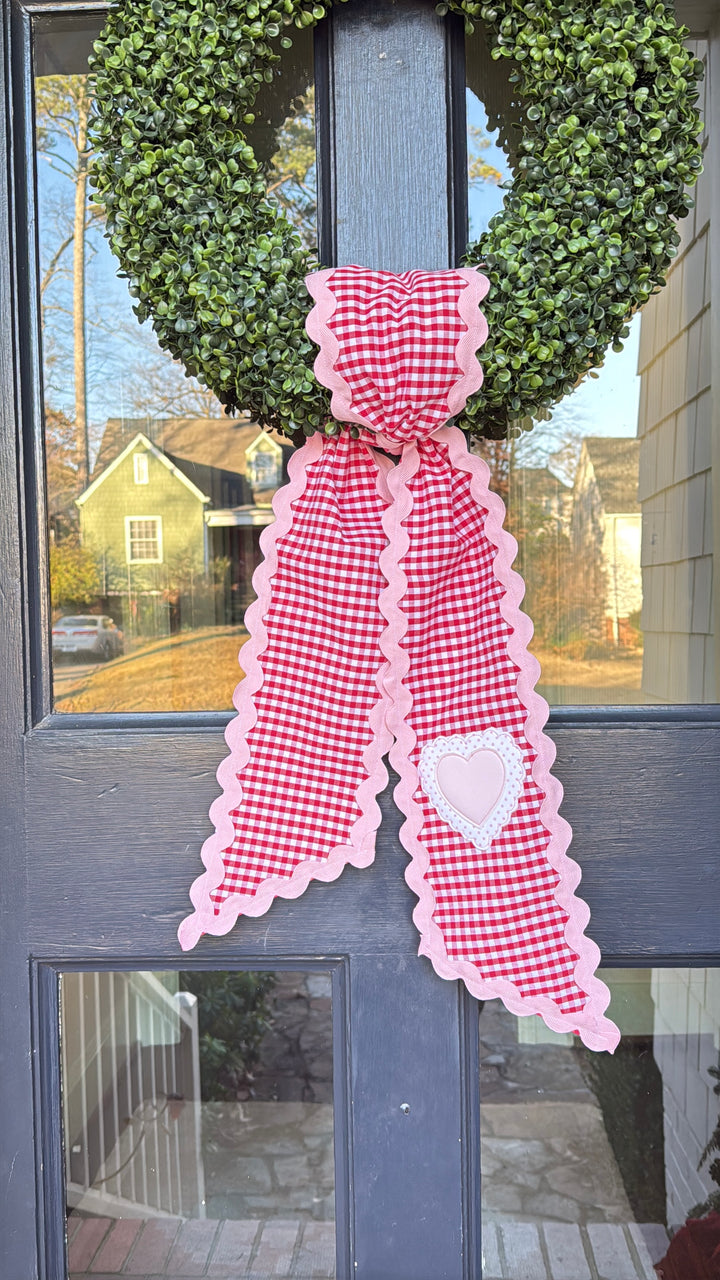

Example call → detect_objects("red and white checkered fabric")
397 439 585 1012
178 267 619 1053
321 266 475 443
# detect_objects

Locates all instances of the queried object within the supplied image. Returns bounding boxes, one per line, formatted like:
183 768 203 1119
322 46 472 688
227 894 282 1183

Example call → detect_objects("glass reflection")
466 29 714 704
34 16 314 714
465 22 517 242
62 970 335 1280
480 968 720 1279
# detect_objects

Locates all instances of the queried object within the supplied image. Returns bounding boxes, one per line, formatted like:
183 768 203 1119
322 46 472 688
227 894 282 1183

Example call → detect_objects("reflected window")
61 970 336 1279
126 518 161 565
249 451 279 488
466 27 714 705
480 968 720 1279
34 16 314 713
246 436 283 495
133 454 149 486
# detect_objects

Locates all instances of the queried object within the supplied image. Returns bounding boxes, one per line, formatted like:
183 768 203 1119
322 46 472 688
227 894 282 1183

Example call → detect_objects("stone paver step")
483 1221 670 1280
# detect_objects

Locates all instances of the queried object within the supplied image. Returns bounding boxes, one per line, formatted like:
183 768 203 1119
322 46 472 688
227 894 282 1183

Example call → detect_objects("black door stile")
1 4 45 1276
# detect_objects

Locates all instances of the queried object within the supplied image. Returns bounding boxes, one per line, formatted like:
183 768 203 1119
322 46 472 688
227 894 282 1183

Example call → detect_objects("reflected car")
52 615 124 662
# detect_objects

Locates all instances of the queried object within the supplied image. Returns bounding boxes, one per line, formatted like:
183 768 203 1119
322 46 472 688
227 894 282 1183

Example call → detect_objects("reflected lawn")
533 645 646 706
53 632 646 714
54 625 246 712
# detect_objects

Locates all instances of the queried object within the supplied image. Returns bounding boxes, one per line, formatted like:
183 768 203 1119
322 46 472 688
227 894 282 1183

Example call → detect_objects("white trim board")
76 432 210 507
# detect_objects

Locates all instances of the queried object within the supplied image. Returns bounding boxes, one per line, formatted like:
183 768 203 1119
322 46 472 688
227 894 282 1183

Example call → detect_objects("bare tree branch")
41 232 75 296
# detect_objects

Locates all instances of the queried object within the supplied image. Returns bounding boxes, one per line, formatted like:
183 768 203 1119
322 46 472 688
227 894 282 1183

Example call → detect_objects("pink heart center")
435 750 506 828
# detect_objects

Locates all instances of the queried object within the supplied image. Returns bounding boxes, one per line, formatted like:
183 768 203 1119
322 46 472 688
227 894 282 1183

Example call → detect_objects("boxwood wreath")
89 0 703 441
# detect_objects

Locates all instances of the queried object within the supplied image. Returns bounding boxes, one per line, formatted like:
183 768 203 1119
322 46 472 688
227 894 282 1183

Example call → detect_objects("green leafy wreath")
89 0 703 440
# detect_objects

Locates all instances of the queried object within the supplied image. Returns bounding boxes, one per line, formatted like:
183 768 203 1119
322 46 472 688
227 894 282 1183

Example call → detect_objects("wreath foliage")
89 0 703 440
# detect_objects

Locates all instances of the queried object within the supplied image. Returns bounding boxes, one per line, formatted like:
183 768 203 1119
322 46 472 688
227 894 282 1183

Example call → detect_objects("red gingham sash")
178 267 620 1053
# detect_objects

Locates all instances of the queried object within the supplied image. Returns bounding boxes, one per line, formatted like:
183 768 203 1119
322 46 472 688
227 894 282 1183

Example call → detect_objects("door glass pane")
60 970 335 1279
466 27 716 704
33 16 314 713
480 967 720 1278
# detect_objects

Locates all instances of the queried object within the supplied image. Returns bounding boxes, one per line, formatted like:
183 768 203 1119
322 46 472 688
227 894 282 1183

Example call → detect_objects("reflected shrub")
581 1038 667 1224
179 970 276 1101
50 537 102 612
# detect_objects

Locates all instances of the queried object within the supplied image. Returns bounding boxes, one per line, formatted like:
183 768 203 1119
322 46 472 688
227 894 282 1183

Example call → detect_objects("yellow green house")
77 415 291 637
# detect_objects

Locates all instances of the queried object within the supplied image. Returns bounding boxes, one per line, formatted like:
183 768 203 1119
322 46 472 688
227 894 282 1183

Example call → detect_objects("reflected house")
76 416 292 637
636 156 713 704
571 437 642 647
651 969 720 1230
509 465 572 532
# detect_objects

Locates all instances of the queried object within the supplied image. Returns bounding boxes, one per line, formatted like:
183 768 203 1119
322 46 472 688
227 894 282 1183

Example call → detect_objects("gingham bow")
179 266 620 1053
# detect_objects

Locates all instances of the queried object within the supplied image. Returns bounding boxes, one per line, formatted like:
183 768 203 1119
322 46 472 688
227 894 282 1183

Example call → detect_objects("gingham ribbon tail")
178 266 620 1054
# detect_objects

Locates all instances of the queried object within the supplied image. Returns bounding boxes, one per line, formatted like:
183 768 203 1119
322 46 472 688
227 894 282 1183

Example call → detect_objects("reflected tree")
473 427 607 652
36 72 225 518
45 406 80 539
36 75 95 488
468 122 503 191
266 86 317 253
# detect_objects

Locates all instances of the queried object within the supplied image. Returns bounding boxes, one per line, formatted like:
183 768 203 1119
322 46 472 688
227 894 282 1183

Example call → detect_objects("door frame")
1 0 720 1277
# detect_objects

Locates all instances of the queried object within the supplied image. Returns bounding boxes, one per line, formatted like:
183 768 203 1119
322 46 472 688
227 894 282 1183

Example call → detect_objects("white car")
52 615 124 662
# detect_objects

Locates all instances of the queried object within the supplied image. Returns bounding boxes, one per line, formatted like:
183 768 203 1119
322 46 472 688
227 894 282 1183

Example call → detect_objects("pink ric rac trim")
177 434 391 951
447 268 489 413
305 269 373 430
305 267 491 435
383 427 621 1054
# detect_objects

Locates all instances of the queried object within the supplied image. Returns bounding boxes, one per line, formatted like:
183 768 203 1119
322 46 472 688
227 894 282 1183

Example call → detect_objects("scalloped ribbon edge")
384 424 620 1053
177 434 392 950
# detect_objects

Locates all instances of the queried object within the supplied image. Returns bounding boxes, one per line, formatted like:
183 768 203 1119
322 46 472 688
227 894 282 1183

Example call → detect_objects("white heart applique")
418 729 526 851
